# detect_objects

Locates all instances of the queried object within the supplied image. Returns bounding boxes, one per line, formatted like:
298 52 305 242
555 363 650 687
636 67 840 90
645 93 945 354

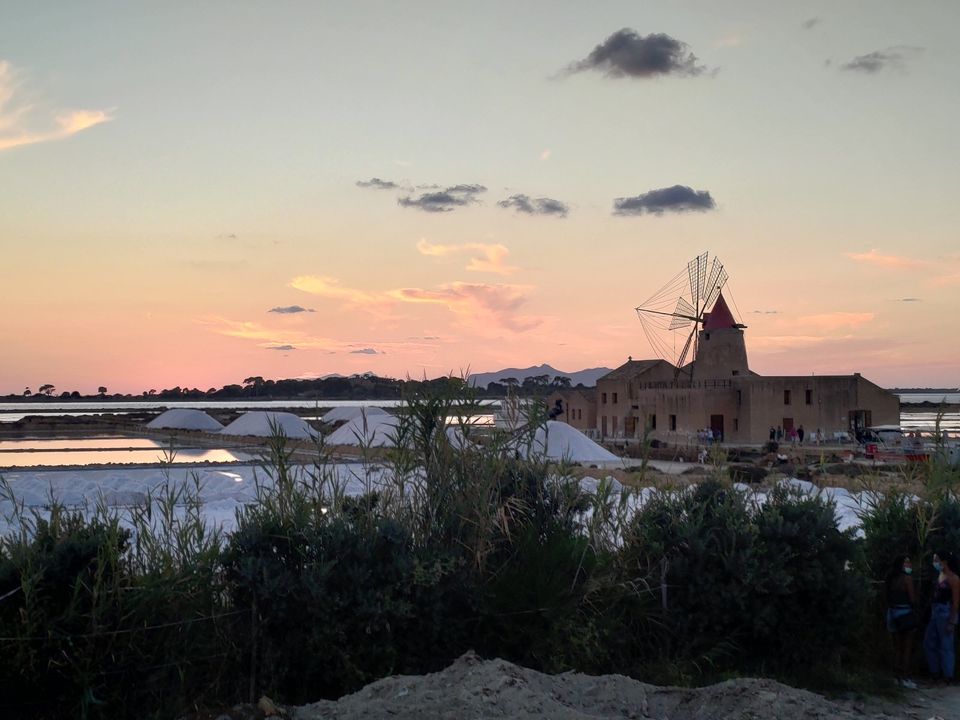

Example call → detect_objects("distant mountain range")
468 364 612 389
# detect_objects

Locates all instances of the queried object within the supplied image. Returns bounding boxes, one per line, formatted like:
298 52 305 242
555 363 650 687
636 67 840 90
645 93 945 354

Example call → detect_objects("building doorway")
710 414 724 442
782 417 794 436
848 410 872 437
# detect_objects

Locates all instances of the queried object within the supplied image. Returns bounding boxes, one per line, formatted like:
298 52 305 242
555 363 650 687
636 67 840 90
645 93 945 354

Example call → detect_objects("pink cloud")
390 282 541 332
795 312 875 331
416 239 518 275
844 249 927 269
292 274 540 332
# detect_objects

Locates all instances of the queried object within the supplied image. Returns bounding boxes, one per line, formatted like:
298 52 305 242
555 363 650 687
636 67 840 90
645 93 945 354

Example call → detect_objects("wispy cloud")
840 47 923 74
288 276 383 307
200 316 344 352
749 335 840 351
613 185 716 216
349 347 379 355
497 194 569 218
269 305 315 314
398 184 486 213
801 18 821 30
845 249 927 269
751 309 780 314
796 312 874 331
565 29 709 79
896 297 922 303
416 239 518 275
389 282 541 332
0 61 113 152
291 274 539 332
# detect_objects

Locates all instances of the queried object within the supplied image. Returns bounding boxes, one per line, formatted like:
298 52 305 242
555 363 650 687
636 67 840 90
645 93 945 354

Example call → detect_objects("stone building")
545 388 597 434
593 293 899 444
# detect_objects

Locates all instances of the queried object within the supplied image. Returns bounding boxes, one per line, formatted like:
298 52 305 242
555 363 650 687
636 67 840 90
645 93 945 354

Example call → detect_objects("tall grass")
0 384 956 717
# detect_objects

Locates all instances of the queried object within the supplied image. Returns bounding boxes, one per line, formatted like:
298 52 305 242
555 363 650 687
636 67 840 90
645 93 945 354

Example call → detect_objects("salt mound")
322 406 389 424
327 414 400 447
146 409 223 431
295 650 880 720
220 411 318 439
521 421 620 464
327 414 472 450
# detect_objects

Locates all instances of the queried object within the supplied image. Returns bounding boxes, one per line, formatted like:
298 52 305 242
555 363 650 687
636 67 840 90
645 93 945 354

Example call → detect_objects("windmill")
635 252 730 382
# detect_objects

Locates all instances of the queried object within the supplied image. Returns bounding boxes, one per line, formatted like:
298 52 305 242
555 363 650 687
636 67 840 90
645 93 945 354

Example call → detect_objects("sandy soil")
287 653 960 720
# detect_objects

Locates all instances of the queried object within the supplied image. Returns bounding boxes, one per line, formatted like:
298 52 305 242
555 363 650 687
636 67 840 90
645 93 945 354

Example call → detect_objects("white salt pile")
326 414 400 447
220 411 318 439
520 421 621 465
321 406 389 424
146 409 224 432
326 414 473 450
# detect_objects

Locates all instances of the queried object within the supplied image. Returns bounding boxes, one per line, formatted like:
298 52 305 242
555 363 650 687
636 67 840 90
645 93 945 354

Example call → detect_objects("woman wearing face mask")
923 552 960 683
886 556 919 687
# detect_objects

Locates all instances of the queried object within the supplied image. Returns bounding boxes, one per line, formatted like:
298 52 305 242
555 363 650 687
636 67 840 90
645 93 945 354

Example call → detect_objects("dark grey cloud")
567 29 707 79
613 185 716 216
350 348 379 355
356 177 399 190
498 194 569 218
897 297 922 302
801 18 821 30
398 184 486 213
266 345 296 351
840 47 922 73
268 305 315 314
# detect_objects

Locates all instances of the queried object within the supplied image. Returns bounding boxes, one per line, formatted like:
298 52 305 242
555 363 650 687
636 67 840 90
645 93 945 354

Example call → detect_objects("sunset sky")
2 1 958 394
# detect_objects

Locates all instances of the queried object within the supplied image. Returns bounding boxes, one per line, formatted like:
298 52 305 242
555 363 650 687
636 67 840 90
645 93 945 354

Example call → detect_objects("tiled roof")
598 359 672 381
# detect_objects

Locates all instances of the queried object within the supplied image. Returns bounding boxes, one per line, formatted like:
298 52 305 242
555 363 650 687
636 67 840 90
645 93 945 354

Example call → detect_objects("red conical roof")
703 292 737 330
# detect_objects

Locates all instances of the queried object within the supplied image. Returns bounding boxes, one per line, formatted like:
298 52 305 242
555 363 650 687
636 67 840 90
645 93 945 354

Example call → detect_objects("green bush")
621 481 864 678
728 464 768 484
748 486 863 672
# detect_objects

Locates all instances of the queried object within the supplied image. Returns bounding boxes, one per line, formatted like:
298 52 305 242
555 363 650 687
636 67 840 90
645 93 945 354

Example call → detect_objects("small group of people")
886 551 960 688
696 428 721 445
767 424 825 446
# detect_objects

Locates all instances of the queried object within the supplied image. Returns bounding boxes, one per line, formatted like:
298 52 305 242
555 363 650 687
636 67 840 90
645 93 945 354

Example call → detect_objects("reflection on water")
0 447 255 469
0 437 169 451
900 413 960 433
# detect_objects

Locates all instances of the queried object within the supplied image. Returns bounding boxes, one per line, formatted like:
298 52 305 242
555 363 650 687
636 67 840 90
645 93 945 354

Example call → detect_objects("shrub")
728 464 768 484
748 486 863 672
620 481 864 679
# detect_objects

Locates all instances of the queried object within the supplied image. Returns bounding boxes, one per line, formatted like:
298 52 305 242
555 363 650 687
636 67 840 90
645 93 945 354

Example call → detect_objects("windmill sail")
634 252 730 379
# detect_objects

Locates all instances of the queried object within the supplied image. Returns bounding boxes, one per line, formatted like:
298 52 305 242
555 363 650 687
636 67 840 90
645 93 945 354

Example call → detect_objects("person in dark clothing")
886 555 919 687
798 425 805 444
769 426 776 441
924 551 960 683
548 398 564 420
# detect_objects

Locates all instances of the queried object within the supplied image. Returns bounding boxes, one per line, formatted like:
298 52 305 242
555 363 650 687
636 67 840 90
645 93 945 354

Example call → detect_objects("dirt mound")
292 652 903 720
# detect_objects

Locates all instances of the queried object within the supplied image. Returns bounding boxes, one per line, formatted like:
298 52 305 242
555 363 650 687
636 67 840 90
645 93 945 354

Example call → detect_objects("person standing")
798 425 805 444
886 556 919 688
769 426 776 441
776 426 783 442
924 552 960 683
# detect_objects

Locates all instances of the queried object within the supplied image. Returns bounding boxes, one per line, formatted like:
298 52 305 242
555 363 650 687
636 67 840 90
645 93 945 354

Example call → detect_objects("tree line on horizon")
5 373 591 402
